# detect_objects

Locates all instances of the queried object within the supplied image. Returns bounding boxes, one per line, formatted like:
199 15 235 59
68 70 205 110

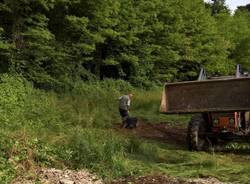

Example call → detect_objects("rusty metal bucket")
160 77 250 114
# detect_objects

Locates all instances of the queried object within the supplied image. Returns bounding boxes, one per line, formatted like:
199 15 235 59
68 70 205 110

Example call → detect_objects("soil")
111 175 181 184
12 168 103 184
111 175 228 184
115 120 187 148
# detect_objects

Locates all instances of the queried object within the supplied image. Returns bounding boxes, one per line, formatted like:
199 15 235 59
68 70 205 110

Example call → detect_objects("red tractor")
160 65 250 151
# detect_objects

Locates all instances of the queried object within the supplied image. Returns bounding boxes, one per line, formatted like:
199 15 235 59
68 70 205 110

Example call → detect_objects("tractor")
160 65 250 151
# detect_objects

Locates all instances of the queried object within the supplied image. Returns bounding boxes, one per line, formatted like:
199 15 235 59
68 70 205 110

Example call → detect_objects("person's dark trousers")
126 117 138 129
119 108 129 127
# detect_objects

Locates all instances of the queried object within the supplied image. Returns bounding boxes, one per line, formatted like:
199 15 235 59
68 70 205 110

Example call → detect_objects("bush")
0 132 16 183
23 90 63 132
0 74 32 129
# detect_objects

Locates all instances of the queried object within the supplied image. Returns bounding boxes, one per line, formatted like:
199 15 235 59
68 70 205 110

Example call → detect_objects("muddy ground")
115 120 187 148
111 175 227 184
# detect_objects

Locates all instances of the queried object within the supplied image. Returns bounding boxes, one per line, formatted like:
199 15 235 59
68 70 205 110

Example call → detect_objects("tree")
231 8 250 70
152 0 231 81
0 0 72 87
211 0 230 15
237 4 250 12
0 27 12 73
0 0 243 87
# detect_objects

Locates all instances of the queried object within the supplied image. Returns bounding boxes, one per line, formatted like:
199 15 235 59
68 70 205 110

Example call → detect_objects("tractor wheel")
187 114 209 151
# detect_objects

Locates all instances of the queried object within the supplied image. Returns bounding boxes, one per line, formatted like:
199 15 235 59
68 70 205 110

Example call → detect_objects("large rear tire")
187 114 209 151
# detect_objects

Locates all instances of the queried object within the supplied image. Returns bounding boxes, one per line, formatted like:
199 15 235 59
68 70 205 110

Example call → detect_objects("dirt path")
111 175 228 184
12 168 227 184
115 120 187 148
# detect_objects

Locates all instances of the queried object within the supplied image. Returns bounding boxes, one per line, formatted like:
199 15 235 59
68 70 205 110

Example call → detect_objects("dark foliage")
0 0 249 88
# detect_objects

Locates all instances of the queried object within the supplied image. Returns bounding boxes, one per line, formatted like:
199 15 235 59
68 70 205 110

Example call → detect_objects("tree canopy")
0 0 249 88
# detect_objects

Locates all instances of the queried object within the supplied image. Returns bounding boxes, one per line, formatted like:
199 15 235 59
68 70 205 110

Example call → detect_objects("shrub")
0 74 32 129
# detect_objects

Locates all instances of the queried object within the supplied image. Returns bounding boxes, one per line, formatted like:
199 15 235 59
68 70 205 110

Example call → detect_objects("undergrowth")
0 75 250 184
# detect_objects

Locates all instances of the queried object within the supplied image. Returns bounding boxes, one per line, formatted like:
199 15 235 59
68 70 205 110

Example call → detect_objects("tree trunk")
12 12 25 50
94 44 103 79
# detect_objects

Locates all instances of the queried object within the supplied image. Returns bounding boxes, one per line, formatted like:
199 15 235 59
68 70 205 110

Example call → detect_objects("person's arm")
127 98 131 111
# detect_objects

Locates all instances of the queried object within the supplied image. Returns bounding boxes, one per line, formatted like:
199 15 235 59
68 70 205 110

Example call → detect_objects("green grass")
1 76 250 183
152 147 250 183
131 88 191 126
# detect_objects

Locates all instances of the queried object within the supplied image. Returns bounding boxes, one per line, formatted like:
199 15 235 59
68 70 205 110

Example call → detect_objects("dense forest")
0 0 249 89
1 0 250 183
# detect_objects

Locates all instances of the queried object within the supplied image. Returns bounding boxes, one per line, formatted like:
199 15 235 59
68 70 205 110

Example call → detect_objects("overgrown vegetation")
0 76 250 183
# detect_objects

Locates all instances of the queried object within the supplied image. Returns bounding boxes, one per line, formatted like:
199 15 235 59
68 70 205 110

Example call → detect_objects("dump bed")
160 77 250 114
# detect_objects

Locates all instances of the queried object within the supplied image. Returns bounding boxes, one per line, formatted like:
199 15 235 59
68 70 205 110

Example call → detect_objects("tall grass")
132 88 191 125
1 75 250 183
